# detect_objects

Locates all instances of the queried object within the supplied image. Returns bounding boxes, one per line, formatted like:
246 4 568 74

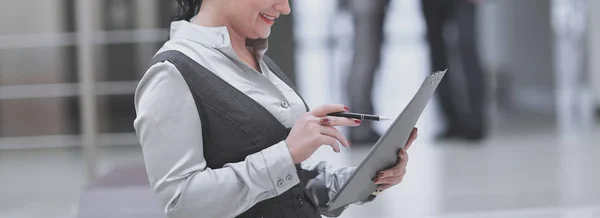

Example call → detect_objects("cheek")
249 16 267 35
249 15 272 38
230 3 271 38
231 14 257 35
243 12 259 27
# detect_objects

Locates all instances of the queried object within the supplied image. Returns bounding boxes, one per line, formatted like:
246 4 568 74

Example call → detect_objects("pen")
327 112 390 121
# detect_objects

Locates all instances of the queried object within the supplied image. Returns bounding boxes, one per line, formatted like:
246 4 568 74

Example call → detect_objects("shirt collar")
169 20 269 59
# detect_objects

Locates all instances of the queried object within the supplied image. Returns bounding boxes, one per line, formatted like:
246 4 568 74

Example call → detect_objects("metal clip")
371 189 382 196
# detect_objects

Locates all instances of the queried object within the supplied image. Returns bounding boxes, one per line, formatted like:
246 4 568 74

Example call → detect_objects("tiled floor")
1 120 599 218
305 118 600 218
0 146 145 218
2 0 600 218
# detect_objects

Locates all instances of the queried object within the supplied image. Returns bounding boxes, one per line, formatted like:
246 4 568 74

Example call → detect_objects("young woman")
133 0 417 217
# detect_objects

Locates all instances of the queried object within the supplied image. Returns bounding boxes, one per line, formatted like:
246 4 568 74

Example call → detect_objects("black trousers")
346 0 391 140
421 0 486 135
346 0 486 139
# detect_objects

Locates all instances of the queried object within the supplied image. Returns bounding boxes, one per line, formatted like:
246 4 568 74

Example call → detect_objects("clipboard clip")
371 189 383 196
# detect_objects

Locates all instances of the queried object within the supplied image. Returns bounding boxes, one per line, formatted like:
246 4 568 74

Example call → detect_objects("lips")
259 13 276 25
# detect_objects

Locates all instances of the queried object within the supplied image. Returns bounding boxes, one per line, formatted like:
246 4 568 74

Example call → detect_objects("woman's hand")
372 128 418 191
285 104 361 164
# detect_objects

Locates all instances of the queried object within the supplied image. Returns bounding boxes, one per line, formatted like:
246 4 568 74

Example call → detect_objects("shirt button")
286 174 293 181
280 101 289 108
277 179 285 188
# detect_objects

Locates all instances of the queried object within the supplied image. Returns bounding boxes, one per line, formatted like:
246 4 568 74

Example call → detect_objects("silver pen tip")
380 116 391 121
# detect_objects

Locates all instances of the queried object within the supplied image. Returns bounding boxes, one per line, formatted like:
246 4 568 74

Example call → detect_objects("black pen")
327 112 390 121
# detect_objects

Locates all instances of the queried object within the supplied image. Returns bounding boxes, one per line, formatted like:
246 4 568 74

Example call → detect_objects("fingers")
397 149 409 171
377 164 407 180
310 116 355 148
377 184 393 191
397 148 409 163
374 175 403 185
308 104 349 117
300 115 350 153
371 145 411 191
320 135 341 152
318 117 331 126
377 150 408 179
317 116 360 127
405 128 418 150
319 126 351 147
311 117 356 144
326 116 362 127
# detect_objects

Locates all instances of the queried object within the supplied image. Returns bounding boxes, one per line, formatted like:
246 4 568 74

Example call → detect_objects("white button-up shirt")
134 19 357 218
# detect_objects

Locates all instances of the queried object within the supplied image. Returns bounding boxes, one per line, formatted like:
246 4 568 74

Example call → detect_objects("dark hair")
174 0 203 21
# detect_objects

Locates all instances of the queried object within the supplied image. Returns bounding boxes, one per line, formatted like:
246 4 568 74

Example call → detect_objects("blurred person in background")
134 0 418 217
345 0 486 143
345 0 391 144
421 0 487 141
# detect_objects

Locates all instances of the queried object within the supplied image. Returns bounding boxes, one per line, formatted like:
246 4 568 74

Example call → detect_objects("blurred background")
1 0 599 217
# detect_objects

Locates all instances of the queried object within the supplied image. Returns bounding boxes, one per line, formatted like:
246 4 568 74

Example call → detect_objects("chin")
256 30 271 39
246 30 271 39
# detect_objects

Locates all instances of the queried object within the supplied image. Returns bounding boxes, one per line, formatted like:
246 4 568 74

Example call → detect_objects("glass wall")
0 0 297 149
0 0 174 148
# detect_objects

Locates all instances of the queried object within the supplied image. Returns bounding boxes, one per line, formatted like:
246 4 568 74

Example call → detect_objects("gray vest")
151 51 322 218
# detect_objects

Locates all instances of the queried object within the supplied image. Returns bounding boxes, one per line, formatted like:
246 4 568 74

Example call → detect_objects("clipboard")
326 70 447 211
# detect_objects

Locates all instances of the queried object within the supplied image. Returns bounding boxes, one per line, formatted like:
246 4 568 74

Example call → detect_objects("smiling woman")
133 0 416 218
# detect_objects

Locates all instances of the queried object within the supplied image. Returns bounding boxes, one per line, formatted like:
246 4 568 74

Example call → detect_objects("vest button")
298 197 304 207
280 101 289 108
286 174 293 181
277 179 285 188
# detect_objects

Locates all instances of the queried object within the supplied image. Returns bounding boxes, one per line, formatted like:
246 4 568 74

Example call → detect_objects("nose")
274 0 291 15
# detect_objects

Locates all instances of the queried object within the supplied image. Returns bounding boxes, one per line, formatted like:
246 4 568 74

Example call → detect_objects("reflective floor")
1 121 599 218
303 117 600 218
2 0 600 218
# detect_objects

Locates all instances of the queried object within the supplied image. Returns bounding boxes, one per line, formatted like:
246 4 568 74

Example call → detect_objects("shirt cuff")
260 140 300 195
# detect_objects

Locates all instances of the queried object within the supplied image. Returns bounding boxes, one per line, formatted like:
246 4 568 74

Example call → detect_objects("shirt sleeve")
301 161 377 217
133 61 300 218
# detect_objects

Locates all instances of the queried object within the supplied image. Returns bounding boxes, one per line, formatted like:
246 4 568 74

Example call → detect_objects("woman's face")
223 0 291 39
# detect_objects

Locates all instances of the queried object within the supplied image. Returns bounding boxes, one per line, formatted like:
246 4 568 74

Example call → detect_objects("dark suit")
421 0 486 139
346 0 486 142
346 0 391 143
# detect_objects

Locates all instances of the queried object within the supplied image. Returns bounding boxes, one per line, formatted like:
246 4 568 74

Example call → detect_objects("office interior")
1 0 599 217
